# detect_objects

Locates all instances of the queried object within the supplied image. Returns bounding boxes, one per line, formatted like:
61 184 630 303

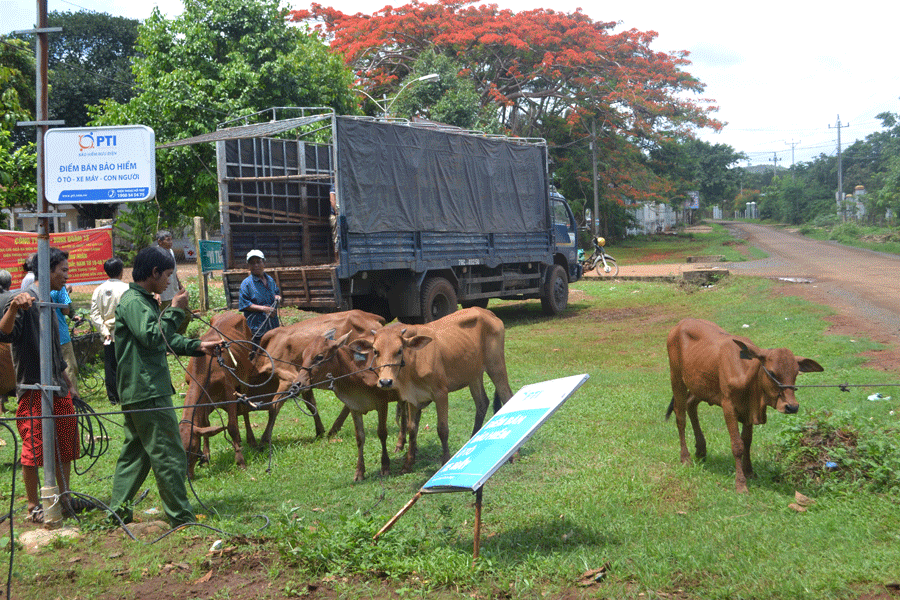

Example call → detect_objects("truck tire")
421 277 457 323
540 264 569 315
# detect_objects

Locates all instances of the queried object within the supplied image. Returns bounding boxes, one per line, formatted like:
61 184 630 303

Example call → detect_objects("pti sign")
44 125 156 204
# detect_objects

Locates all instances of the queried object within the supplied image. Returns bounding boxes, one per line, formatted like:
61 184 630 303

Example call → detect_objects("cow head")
734 340 824 423
350 326 433 389
295 331 352 389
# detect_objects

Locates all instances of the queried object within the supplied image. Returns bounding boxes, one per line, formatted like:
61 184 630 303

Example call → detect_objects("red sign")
0 227 114 287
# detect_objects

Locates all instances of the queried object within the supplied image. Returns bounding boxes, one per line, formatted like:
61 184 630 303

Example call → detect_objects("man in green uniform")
108 246 218 527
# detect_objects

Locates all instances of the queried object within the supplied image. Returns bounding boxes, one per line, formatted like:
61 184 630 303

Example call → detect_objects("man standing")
0 247 78 523
89 257 129 405
155 230 181 309
238 249 281 341
108 246 217 527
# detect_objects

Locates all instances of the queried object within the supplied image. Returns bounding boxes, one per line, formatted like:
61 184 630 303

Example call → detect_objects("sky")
3 0 897 170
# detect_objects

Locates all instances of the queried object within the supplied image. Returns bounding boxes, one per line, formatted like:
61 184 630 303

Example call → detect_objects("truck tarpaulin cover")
337 118 549 234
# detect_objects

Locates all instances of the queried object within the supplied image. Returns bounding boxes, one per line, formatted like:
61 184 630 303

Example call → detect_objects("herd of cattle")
0 307 825 493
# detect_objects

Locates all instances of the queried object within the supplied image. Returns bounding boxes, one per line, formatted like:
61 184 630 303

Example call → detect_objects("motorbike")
582 236 619 276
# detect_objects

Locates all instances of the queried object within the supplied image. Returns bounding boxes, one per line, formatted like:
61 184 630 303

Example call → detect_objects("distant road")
722 222 900 343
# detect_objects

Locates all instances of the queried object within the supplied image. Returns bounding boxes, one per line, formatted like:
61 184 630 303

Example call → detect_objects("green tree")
387 50 501 132
44 11 139 128
0 37 36 209
90 0 359 232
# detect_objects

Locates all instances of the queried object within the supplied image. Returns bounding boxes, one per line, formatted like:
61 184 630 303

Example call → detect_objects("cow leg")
722 405 748 493
741 422 755 479
350 410 367 482
402 403 423 473
242 408 258 449
304 389 326 438
668 366 693 465
686 395 706 460
469 379 490 435
260 400 284 447
435 393 451 465
485 346 514 409
226 407 246 469
395 401 408 453
377 404 390 477
329 406 352 437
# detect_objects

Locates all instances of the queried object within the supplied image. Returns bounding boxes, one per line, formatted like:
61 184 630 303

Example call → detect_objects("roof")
156 114 331 149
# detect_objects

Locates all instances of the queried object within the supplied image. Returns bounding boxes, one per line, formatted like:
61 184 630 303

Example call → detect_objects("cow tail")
665 397 675 421
493 390 503 414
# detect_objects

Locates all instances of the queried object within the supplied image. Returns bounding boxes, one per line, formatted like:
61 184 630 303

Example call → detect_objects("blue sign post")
374 374 589 556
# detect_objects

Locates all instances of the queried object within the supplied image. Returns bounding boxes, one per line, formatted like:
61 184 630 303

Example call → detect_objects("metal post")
35 0 63 528
473 488 483 561
591 120 599 238
194 216 208 312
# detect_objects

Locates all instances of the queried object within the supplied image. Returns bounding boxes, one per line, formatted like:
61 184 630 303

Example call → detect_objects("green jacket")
115 283 201 405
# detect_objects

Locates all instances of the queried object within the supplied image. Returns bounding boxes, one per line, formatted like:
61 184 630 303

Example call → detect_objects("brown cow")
280 320 398 481
666 318 824 493
181 312 278 479
181 310 385 478
251 310 387 446
350 307 514 473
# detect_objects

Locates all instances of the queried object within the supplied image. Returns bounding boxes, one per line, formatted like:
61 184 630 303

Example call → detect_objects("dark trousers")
109 396 195 526
104 343 120 404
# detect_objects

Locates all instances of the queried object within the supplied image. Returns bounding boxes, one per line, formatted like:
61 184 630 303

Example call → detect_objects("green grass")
798 222 900 255
6 236 900 599
611 222 765 264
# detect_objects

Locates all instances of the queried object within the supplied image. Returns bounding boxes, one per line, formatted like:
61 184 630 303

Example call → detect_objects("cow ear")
323 328 337 340
349 339 373 354
797 357 824 373
404 335 433 350
734 339 762 361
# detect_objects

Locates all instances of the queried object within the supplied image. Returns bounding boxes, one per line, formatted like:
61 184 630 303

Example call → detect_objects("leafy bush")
773 410 900 495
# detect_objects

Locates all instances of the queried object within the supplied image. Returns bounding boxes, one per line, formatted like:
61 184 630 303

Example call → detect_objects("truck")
208 107 581 322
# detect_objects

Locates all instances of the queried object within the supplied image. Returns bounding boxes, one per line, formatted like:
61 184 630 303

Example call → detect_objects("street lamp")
357 73 440 118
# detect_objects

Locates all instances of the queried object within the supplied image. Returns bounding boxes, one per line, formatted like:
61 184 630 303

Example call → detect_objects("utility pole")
829 115 849 220
785 139 801 180
15 0 66 528
591 120 599 238
768 152 781 178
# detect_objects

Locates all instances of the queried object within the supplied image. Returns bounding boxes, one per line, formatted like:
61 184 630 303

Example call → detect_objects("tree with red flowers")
292 0 723 216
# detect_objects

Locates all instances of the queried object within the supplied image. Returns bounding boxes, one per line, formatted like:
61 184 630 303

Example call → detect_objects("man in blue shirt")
50 283 79 398
238 249 281 340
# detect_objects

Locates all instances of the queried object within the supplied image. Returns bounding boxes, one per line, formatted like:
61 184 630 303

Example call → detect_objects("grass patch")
798 222 900 255
611 222 764 264
6 238 900 599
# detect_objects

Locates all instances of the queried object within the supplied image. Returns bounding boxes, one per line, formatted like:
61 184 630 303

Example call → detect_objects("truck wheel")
421 277 457 323
540 264 568 315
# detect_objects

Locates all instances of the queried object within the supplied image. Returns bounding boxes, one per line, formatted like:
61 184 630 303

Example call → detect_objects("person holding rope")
238 249 281 342
107 246 219 528
0 247 78 524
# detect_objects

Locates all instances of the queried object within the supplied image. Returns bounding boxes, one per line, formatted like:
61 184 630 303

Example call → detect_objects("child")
0 247 78 523
89 258 129 404
108 246 217 527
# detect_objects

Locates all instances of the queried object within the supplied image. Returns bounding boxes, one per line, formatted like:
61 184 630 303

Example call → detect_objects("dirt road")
722 222 900 370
